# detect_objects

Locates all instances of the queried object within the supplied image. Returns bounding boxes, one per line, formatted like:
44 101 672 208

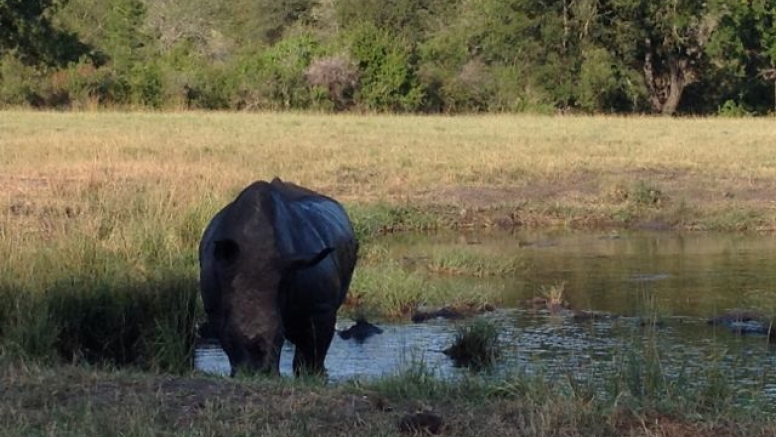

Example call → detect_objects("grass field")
3 111 776 232
2 111 776 436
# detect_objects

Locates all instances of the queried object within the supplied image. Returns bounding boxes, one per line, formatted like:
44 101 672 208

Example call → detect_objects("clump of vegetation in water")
347 261 499 320
524 281 570 313
540 281 568 307
443 319 501 369
425 247 525 277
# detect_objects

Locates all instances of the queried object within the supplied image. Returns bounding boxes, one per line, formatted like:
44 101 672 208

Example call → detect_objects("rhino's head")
211 237 333 375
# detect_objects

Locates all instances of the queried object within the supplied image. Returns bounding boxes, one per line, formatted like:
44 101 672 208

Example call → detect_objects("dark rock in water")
398 412 444 435
412 307 464 323
571 310 617 322
411 304 495 323
708 310 775 340
707 310 762 326
338 318 383 342
638 317 666 328
728 321 771 335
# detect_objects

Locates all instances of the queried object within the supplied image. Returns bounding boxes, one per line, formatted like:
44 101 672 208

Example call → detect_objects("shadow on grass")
0 272 200 373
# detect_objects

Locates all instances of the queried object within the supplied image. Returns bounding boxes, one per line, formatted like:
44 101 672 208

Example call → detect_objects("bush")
0 54 43 107
63 59 130 108
233 32 320 110
440 59 494 113
577 48 621 113
305 55 359 111
129 62 164 108
717 99 753 117
345 22 425 112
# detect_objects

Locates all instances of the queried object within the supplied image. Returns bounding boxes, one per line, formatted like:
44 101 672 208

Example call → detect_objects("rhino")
199 178 358 375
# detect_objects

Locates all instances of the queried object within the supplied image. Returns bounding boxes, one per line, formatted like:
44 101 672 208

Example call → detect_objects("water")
195 230 776 397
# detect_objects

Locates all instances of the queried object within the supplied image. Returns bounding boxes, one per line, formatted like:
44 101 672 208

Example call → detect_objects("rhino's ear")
214 239 240 265
282 247 334 272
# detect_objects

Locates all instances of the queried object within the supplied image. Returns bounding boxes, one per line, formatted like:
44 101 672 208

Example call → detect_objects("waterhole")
195 230 776 398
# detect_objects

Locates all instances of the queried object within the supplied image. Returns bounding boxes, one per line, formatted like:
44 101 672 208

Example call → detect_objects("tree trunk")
661 58 688 116
642 41 663 112
642 38 691 116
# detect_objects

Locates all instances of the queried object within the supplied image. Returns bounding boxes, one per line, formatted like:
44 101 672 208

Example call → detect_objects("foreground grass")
1 357 774 437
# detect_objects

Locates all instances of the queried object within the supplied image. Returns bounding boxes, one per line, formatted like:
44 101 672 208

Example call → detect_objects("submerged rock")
571 310 617 322
521 296 571 314
338 317 383 342
707 310 763 326
411 303 495 323
708 310 775 340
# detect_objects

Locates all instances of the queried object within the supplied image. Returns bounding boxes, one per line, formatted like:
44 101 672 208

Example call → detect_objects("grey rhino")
199 178 358 375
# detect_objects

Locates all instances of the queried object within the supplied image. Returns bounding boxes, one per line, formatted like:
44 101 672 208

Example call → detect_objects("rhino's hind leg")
287 313 336 376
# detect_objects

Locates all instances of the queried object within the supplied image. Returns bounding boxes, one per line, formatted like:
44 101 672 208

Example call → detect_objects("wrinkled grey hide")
199 178 358 375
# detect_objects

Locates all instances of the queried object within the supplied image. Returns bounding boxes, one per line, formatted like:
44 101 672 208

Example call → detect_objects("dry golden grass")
2 111 775 213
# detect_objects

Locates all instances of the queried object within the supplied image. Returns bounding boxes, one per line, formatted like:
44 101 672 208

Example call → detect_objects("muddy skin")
199 177 358 376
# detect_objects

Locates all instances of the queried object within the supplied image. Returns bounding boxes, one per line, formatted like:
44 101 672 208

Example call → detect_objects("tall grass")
443 319 502 369
0 180 209 371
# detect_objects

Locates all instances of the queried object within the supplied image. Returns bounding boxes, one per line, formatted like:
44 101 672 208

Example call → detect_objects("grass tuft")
443 319 502 369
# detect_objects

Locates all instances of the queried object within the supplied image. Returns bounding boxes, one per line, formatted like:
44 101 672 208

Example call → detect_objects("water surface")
196 230 776 399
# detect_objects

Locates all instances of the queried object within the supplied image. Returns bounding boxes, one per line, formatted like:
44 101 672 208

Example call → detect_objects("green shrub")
0 54 43 107
129 62 164 108
64 59 130 107
233 32 320 110
577 47 622 113
345 22 425 112
717 100 753 117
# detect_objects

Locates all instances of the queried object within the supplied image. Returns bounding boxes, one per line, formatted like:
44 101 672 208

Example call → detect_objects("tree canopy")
1 0 773 114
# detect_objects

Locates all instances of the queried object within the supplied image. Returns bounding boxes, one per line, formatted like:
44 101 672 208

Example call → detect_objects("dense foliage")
1 0 774 114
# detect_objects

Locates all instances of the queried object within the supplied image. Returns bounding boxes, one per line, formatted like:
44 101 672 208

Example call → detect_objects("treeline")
1 0 775 115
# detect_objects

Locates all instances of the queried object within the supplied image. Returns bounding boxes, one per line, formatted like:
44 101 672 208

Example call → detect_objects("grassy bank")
1 354 773 437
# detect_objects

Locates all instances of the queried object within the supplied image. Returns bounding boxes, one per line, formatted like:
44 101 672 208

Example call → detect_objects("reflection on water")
195 230 776 400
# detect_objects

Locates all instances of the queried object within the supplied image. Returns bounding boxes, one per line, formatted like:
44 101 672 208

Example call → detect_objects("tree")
707 0 776 113
218 0 317 46
0 0 89 65
143 0 224 56
605 0 723 115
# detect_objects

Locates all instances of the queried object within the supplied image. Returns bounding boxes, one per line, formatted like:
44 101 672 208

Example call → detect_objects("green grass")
425 246 525 277
1 349 774 437
443 319 502 369
347 261 500 319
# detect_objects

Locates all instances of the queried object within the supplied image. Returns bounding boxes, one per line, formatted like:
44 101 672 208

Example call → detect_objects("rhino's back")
268 180 357 315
